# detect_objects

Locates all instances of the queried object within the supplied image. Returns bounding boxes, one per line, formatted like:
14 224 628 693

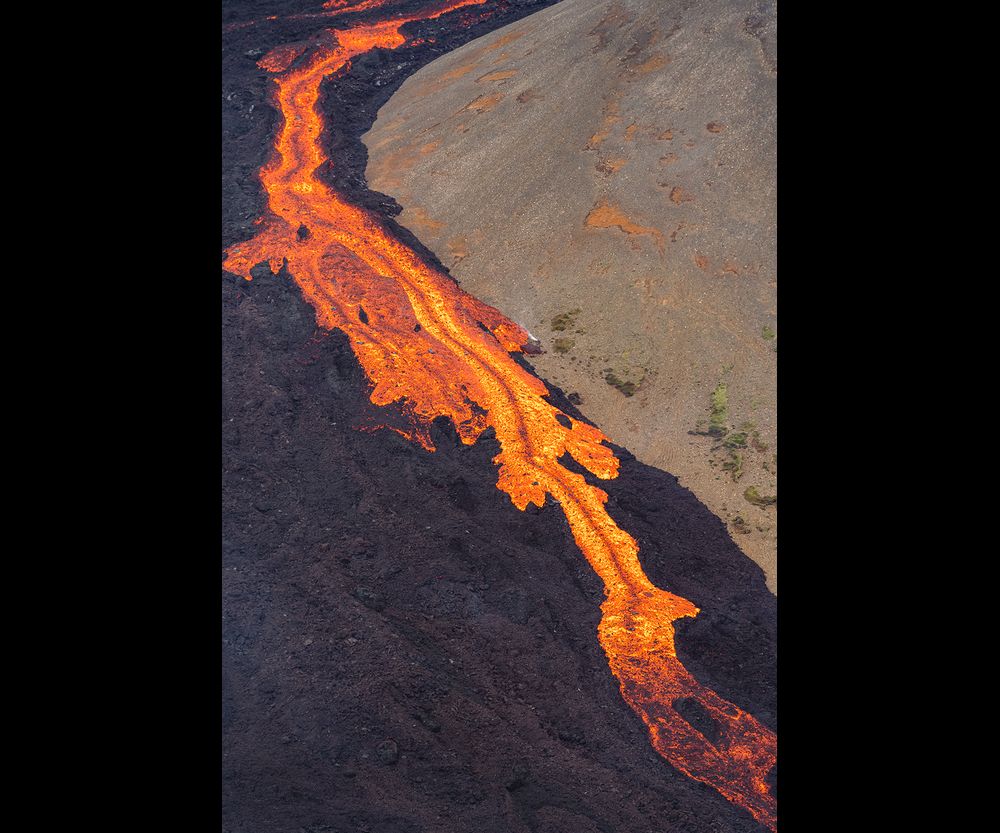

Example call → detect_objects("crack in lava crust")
222 2 776 828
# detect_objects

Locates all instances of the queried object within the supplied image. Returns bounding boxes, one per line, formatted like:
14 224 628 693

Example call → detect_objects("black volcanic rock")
376 739 400 765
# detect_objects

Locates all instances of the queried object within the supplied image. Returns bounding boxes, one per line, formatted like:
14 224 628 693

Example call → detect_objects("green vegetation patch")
744 486 777 507
709 381 729 437
604 370 639 397
553 337 575 354
762 325 775 341
551 308 582 332
691 381 775 488
722 452 744 482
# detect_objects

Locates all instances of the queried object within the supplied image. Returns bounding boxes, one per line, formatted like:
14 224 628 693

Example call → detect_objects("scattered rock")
557 726 585 745
730 515 752 535
354 585 386 611
669 185 692 204
417 712 441 732
376 739 399 764
505 761 530 791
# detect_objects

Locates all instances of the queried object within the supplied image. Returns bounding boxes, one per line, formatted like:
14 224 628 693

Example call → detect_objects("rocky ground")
363 0 778 591
222 2 776 831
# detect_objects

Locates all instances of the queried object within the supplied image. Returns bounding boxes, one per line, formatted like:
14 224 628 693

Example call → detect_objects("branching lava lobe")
222 2 776 828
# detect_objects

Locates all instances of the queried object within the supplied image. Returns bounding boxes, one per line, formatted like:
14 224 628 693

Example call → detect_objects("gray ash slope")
222 2 776 831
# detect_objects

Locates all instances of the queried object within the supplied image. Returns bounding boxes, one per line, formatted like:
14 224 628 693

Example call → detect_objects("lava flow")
222 2 776 828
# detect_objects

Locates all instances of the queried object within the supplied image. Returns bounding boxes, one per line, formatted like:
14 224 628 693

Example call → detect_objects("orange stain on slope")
476 68 519 81
584 94 622 150
585 198 665 256
463 91 505 112
222 3 775 828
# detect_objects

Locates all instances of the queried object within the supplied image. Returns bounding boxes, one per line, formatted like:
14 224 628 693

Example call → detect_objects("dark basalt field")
222 2 776 831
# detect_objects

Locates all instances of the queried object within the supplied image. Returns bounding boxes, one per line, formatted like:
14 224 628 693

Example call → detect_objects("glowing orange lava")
225 0 418 32
222 3 776 827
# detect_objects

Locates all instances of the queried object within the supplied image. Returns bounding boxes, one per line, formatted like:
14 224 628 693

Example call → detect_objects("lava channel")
222 2 777 828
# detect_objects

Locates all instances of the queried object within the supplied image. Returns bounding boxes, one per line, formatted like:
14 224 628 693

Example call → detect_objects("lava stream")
222 2 776 828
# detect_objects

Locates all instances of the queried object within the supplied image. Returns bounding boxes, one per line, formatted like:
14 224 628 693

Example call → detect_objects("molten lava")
222 2 776 828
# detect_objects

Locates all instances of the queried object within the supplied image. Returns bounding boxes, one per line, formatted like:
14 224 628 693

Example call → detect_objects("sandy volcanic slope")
363 0 778 591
